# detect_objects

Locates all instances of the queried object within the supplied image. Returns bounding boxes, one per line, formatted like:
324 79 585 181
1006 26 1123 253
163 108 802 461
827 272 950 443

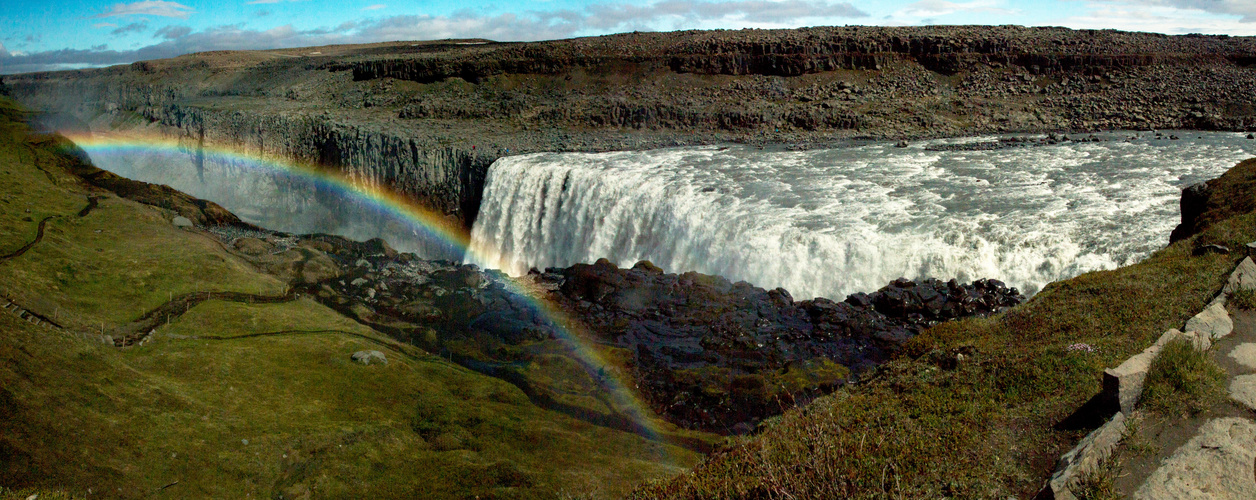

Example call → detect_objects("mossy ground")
0 100 698 498
637 161 1256 498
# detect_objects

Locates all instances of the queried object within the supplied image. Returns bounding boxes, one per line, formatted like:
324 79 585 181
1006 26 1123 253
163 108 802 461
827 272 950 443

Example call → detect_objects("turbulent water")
471 132 1256 299
82 143 463 259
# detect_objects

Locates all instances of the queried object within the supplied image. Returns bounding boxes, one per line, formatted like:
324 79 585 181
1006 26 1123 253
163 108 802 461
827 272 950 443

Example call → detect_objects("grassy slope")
0 101 698 498
638 161 1256 498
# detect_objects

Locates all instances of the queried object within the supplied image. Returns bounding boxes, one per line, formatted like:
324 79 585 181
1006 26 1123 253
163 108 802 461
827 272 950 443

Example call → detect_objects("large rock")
1169 181 1211 243
1133 418 1256 499
1103 347 1160 415
1222 256 1256 295
1185 302 1233 340
351 350 388 365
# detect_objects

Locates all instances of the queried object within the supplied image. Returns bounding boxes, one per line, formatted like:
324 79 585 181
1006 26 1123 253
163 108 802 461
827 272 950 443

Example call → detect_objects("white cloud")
363 4 386 11
110 22 150 36
1124 0 1256 22
155 25 192 39
1050 2 1256 34
95 1 195 19
93 22 120 28
899 0 1013 18
246 0 305 4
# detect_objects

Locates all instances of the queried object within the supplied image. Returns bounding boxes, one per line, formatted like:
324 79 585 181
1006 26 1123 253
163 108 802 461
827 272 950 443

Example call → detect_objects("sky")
1 0 1255 74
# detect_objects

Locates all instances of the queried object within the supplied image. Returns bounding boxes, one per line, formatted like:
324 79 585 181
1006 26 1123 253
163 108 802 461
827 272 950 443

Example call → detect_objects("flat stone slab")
1046 413 1128 500
1230 343 1256 371
1185 302 1233 340
1231 374 1256 411
1223 256 1256 294
1104 349 1158 415
1133 417 1256 499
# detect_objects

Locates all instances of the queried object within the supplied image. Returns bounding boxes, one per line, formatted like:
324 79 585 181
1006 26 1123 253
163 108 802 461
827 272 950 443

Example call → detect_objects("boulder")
351 350 388 365
1185 302 1233 340
172 216 194 228
1103 345 1161 415
1169 181 1210 243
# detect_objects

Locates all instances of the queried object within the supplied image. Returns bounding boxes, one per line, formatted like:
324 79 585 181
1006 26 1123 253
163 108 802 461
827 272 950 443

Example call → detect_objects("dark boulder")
1170 181 1211 243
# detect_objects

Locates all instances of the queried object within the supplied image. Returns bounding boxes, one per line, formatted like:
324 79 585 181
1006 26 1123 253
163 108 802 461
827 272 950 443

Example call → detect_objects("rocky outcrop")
1170 181 1212 243
1170 159 1256 243
261 237 1022 433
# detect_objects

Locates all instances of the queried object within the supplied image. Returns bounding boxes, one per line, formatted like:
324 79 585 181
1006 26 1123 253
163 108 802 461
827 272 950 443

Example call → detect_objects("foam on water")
470 132 1256 299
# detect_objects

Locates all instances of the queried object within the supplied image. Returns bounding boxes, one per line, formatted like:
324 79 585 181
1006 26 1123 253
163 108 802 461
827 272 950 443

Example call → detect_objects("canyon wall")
4 26 1256 228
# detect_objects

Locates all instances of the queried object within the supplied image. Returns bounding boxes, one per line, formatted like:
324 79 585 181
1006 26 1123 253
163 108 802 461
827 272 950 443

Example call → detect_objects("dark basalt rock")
1171 181 1211 243
266 232 1024 434
1192 244 1231 256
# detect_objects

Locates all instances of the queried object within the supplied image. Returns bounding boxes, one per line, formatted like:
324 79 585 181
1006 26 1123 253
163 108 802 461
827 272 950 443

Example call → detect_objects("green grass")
1139 338 1228 418
1231 287 1256 310
636 161 1256 498
0 114 287 331
0 486 82 500
0 98 700 498
1072 457 1122 500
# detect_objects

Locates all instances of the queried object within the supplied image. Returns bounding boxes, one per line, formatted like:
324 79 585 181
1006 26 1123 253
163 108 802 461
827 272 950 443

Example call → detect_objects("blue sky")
2 0 1255 74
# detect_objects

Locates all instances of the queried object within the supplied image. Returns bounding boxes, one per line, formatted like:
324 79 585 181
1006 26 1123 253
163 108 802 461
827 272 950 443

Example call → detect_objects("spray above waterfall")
470 132 1256 299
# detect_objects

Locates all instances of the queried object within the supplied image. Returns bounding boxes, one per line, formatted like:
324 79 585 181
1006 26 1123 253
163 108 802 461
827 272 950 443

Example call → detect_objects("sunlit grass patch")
1139 338 1227 418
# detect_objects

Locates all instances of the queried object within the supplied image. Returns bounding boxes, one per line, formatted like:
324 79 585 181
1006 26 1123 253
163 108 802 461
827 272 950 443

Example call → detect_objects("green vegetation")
0 487 82 500
1072 458 1122 500
637 160 1256 497
1231 287 1256 310
0 99 698 498
1139 338 1228 417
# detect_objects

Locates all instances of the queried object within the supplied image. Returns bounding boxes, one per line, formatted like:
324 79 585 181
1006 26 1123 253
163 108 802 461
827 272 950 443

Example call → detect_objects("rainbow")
62 130 679 454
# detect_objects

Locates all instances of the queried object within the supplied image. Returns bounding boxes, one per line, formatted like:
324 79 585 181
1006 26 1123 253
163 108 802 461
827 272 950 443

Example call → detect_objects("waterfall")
470 133 1256 299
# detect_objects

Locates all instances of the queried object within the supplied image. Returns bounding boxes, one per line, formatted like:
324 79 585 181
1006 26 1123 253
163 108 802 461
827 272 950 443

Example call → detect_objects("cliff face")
5 26 1256 227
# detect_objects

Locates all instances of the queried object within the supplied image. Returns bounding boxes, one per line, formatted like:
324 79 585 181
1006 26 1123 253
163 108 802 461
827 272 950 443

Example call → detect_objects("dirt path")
0 214 62 262
1112 309 1256 498
0 195 99 262
111 290 302 347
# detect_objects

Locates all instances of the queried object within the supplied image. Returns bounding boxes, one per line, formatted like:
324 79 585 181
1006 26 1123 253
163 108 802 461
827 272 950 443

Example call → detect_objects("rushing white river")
470 132 1256 299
